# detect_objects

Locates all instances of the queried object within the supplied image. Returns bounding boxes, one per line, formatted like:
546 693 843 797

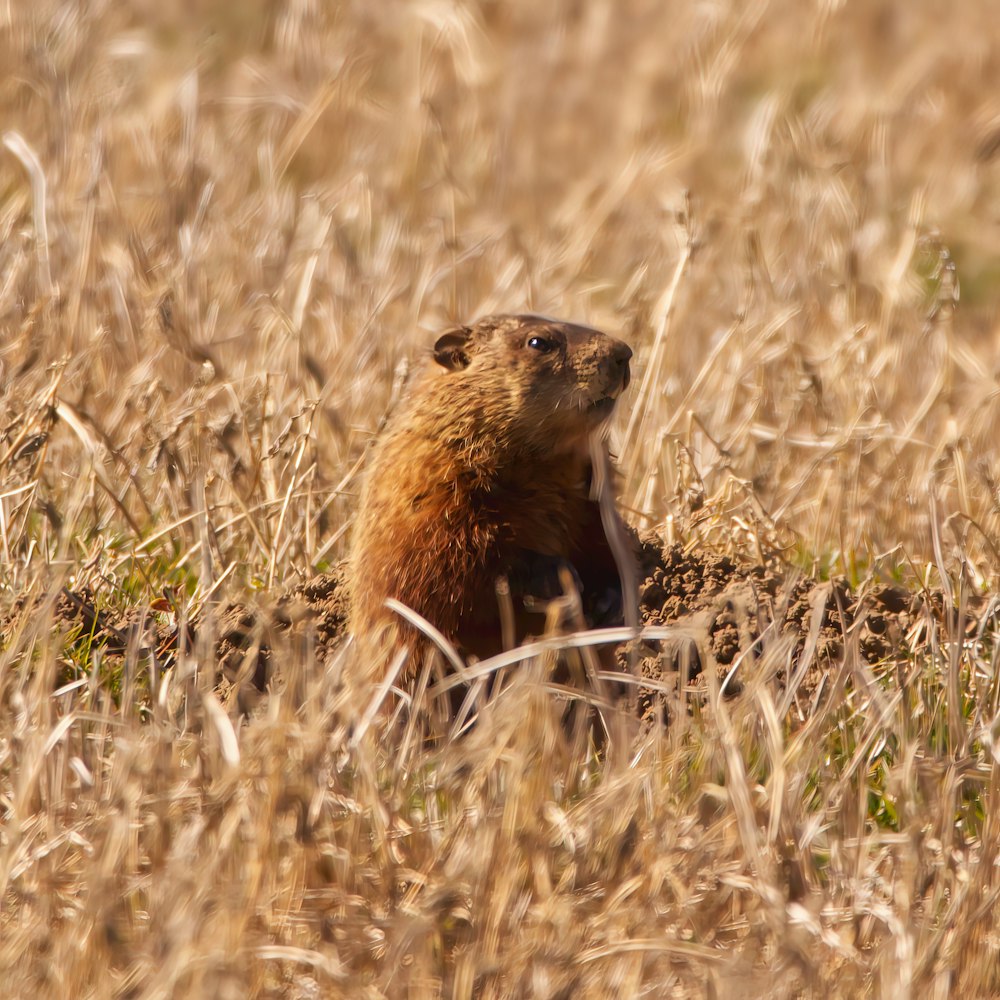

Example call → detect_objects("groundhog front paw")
585 586 624 628
505 549 584 604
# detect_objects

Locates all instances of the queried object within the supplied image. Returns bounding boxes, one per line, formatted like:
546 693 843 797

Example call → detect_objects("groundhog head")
432 314 632 446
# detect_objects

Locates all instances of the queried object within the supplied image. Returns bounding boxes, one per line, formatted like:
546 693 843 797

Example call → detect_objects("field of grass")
4 0 1000 996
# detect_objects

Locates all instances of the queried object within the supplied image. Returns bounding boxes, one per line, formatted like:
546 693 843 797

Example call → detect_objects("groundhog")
348 313 634 663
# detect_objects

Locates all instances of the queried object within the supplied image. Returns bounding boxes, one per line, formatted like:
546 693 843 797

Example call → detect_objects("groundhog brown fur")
348 313 634 662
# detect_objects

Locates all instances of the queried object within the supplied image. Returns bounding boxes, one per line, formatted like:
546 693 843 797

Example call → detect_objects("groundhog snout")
591 338 631 400
608 340 632 395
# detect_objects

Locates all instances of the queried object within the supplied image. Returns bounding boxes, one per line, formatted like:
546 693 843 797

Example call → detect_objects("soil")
5 537 987 722
626 533 985 725
3 571 348 709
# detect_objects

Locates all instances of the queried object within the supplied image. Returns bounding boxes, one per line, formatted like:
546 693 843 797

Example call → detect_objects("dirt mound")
3 571 348 705
1 587 184 675
8 541 985 723
212 571 348 695
629 534 982 722
192 571 345 709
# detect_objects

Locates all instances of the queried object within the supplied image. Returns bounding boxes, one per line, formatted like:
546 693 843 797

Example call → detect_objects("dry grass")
3 0 1000 996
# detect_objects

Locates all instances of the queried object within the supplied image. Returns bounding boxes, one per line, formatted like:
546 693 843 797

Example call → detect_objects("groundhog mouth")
585 368 630 420
587 393 621 420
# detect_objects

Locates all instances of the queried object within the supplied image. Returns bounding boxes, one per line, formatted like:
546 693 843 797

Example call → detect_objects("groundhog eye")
526 335 555 353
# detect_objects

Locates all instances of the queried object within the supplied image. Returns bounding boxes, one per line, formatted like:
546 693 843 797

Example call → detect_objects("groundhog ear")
433 326 473 371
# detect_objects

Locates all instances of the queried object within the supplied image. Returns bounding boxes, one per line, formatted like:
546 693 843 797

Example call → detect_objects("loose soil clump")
628 534 984 724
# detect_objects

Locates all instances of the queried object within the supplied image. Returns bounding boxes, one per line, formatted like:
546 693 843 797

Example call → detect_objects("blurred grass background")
3 0 1000 582
4 1 1000 996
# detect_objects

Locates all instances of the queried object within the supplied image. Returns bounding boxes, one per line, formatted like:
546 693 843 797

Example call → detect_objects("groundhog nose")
611 340 632 390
